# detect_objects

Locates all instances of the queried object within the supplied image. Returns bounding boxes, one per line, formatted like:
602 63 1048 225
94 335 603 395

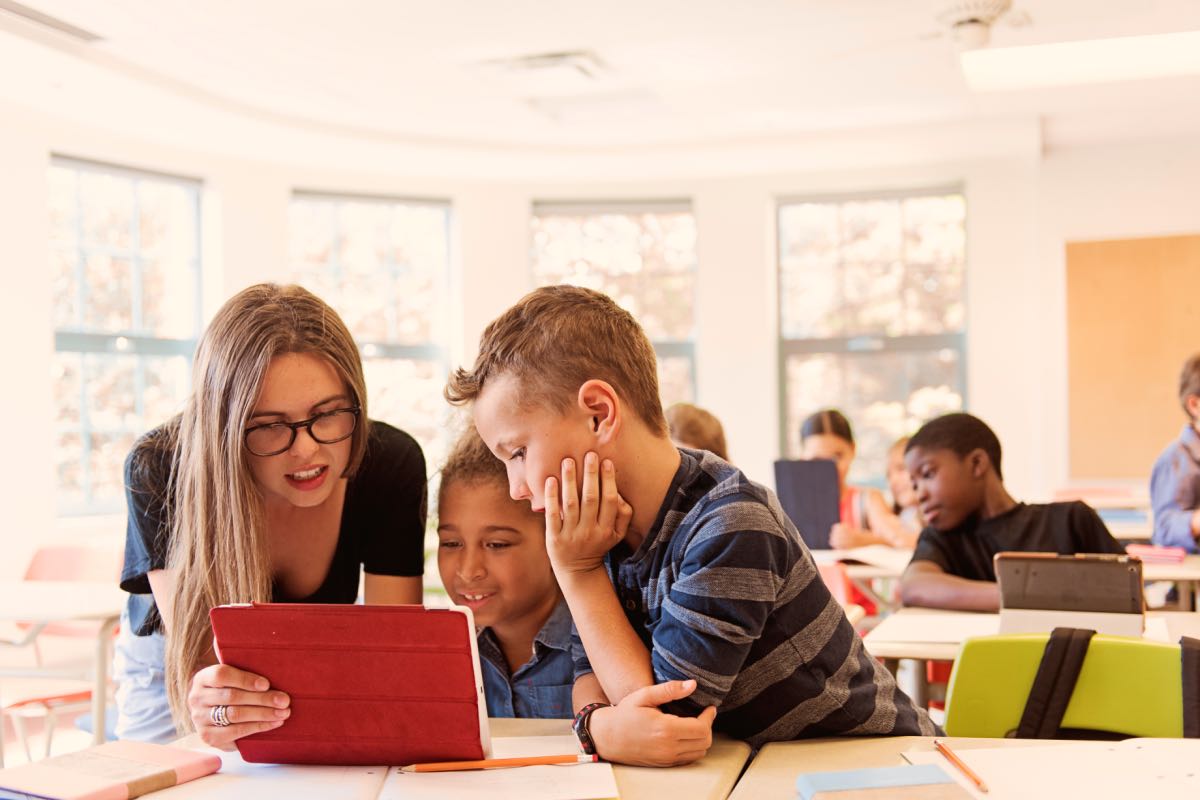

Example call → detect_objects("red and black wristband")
572 702 612 756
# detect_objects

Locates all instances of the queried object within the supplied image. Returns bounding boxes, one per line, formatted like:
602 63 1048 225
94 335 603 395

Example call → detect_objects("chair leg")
44 708 56 760
11 713 31 763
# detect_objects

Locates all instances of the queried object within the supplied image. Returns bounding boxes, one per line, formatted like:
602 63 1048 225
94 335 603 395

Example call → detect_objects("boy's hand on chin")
589 679 716 767
545 452 633 575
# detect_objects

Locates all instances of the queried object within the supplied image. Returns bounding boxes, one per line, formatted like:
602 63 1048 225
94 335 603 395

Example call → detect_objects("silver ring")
210 704 231 727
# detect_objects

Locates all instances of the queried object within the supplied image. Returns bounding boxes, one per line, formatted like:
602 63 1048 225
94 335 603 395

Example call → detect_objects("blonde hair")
444 285 668 435
163 283 368 729
665 403 728 461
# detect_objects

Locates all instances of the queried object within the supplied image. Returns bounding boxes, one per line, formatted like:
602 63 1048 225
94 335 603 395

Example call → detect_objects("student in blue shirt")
437 428 573 718
1151 353 1200 553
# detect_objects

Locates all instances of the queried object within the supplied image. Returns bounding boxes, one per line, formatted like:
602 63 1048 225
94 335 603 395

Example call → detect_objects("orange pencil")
399 753 599 773
933 739 989 794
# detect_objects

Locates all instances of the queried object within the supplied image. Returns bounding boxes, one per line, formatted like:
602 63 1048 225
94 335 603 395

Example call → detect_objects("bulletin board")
1067 234 1200 479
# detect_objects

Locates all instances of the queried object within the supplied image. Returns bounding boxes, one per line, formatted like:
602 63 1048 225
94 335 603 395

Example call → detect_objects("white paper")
489 735 582 759
378 762 618 800
904 739 1200 799
148 747 388 800
866 611 1000 644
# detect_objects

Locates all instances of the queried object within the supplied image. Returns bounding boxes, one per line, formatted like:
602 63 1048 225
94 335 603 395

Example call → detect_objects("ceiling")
3 0 1200 153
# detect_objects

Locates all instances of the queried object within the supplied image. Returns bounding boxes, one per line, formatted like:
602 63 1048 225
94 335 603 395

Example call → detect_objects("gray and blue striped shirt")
573 448 938 747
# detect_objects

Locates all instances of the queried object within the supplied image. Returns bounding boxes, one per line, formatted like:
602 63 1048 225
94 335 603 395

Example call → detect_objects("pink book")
1125 543 1187 564
0 740 220 800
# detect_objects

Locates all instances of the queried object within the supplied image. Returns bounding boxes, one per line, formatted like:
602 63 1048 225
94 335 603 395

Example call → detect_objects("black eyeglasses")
243 407 361 457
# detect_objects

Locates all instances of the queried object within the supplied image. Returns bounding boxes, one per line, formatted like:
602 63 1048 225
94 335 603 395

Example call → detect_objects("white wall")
3 97 1198 563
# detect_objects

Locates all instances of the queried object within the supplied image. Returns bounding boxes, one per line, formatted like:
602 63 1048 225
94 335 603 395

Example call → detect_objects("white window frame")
529 199 698 402
776 185 968 459
51 155 202 515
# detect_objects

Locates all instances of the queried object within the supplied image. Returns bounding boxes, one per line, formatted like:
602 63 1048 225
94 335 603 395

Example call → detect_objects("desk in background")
863 608 1200 704
0 580 125 759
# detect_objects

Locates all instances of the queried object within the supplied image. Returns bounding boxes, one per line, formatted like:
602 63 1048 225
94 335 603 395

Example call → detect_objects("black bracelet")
572 702 611 756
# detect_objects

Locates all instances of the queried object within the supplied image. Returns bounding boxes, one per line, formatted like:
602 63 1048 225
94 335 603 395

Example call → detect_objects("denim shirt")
478 599 574 719
1151 423 1200 552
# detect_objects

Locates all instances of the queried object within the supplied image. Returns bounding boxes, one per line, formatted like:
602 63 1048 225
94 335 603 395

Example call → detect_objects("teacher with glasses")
116 283 426 749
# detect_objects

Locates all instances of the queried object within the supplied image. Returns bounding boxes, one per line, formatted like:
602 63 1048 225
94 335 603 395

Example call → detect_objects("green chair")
943 632 1183 738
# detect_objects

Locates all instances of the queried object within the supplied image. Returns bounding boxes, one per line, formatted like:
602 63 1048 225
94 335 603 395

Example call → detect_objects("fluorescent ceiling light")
962 30 1200 92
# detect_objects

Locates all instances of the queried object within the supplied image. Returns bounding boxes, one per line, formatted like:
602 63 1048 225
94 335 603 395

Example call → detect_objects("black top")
910 501 1125 582
120 420 427 636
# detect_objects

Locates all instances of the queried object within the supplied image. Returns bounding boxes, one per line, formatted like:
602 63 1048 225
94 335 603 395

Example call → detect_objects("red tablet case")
209 603 491 766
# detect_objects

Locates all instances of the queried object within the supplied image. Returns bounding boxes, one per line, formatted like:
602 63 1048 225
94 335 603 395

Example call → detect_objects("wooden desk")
0 581 125 754
166 718 752 800
727 735 1068 799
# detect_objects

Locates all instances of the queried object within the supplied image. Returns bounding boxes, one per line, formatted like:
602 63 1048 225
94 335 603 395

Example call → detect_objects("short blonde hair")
665 403 728 460
445 285 668 435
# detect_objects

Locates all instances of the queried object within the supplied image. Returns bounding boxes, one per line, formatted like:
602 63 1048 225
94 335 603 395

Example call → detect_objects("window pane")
840 200 901 264
81 254 134 332
79 170 134 251
657 355 694 409
903 194 966 264
290 194 451 475
50 160 201 514
290 196 449 347
779 190 966 481
531 205 698 406
363 357 449 471
784 349 964 483
89 431 138 505
53 353 82 430
50 246 79 330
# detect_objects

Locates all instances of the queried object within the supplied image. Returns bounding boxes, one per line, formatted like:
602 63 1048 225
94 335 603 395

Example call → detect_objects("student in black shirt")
900 413 1123 611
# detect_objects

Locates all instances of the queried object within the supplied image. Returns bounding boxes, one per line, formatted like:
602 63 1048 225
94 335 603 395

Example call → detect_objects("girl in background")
800 409 916 549
886 435 924 535
665 402 729 461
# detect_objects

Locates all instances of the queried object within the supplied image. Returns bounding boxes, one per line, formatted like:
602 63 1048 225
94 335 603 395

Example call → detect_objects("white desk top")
165 717 751 800
863 608 1200 661
812 549 1200 586
1142 555 1200 581
0 580 126 622
728 736 1076 799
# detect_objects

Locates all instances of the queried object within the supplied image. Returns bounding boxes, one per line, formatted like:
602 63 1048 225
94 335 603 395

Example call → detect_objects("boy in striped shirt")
447 285 937 766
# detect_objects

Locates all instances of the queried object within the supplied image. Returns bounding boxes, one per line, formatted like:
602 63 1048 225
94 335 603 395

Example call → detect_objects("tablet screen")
995 553 1144 614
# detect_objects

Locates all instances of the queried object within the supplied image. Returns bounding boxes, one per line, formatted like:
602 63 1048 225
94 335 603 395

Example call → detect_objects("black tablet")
994 552 1144 614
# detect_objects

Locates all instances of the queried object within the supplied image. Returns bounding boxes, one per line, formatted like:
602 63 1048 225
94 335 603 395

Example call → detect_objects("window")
49 157 202 514
778 189 966 482
530 201 697 408
288 192 451 470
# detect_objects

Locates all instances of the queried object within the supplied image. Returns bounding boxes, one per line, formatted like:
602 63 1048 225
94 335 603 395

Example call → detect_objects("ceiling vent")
0 0 102 42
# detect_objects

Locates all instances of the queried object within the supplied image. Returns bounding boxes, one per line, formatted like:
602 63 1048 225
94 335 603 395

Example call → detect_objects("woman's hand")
545 452 633 576
188 664 290 749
